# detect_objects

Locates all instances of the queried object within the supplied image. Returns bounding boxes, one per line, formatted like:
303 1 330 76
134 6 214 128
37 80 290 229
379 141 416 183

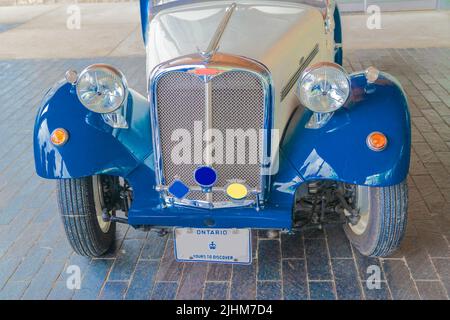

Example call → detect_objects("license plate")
174 228 251 264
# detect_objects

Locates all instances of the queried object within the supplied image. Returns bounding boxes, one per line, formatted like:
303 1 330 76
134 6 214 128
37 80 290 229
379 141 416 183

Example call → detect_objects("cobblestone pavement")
0 48 449 300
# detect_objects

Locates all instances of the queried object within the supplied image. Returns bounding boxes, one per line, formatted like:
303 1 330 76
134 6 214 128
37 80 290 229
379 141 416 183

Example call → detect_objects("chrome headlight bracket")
305 112 334 129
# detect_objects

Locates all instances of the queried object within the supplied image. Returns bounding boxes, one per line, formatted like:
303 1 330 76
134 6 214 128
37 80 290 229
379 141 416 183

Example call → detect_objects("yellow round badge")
226 183 248 200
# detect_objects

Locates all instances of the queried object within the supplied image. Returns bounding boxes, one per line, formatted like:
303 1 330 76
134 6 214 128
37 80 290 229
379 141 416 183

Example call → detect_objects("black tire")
57 176 116 257
344 181 408 257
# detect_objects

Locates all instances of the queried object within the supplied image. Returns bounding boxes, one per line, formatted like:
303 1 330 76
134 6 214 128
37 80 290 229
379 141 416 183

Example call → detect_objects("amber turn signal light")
367 132 387 151
50 128 69 146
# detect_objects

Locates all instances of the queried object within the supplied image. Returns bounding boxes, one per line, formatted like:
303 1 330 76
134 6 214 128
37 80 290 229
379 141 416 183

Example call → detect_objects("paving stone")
155 239 184 282
413 142 440 163
0 257 21 290
151 282 178 300
393 237 439 280
257 240 281 281
326 227 353 258
22 259 65 300
432 258 450 279
230 263 256 300
47 280 75 300
415 220 450 257
436 151 450 168
309 281 336 300
62 254 92 281
108 239 144 281
125 228 148 240
280 232 304 259
382 260 420 300
176 262 208 300
140 231 168 260
99 281 128 300
0 281 29 300
72 259 113 300
353 250 385 283
416 281 448 300
302 226 325 239
10 245 51 282
363 281 392 300
125 260 159 300
203 282 229 300
257 281 282 300
206 263 232 282
304 238 332 281
282 259 308 300
332 259 363 300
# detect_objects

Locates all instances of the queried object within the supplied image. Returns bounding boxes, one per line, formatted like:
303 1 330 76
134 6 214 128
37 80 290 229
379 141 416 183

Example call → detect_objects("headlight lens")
297 62 350 113
76 64 127 113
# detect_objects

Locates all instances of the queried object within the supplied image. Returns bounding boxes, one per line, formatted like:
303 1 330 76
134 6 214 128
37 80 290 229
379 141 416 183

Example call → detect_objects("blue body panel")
126 148 295 228
34 82 153 179
139 0 150 44
33 76 409 230
281 72 411 187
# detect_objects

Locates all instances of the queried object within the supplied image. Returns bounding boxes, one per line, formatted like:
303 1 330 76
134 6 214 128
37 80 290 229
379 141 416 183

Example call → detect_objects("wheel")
343 181 408 257
57 176 116 257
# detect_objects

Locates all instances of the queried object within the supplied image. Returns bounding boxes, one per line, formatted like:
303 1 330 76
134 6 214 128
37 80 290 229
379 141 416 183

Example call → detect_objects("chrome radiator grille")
155 70 266 205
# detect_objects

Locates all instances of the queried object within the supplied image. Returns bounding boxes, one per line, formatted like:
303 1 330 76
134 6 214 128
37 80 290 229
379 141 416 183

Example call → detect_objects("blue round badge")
194 166 217 187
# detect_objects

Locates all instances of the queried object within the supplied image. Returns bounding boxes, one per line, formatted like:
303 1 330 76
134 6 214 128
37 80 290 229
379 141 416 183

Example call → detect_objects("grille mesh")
211 72 265 201
155 70 265 204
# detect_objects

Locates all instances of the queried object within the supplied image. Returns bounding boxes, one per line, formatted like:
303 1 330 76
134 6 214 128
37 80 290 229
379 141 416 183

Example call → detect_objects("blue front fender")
33 81 154 179
281 72 411 187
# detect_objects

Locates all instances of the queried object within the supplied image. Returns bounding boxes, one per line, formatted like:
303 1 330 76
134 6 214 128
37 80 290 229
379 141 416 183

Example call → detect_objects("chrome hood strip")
280 43 319 101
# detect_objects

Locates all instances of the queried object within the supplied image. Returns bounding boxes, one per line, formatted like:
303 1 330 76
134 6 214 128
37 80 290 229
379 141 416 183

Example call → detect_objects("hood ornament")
199 2 237 62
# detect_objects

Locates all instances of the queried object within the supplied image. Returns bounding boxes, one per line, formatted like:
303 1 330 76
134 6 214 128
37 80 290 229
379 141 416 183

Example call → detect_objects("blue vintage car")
33 0 410 262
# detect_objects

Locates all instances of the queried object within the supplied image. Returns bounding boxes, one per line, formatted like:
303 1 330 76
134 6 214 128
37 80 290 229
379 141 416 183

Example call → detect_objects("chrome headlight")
297 62 350 113
76 64 128 113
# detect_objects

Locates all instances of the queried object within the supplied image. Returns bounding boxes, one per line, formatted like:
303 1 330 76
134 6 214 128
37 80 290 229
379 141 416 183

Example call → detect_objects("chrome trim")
305 112 334 129
204 80 213 165
148 53 274 210
201 2 237 61
204 81 213 202
280 44 319 102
